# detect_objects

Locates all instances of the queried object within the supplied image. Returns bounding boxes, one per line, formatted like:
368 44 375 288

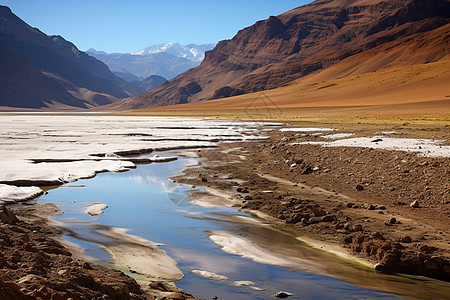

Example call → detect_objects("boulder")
356 184 365 191
0 206 18 224
410 200 420 208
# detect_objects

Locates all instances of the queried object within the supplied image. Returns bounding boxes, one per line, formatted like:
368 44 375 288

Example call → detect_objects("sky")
2 0 313 53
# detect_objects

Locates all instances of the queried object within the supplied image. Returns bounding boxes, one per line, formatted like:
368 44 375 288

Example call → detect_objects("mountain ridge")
112 0 450 110
87 42 215 81
0 5 139 109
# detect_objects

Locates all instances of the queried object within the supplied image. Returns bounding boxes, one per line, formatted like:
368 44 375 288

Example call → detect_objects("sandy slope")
126 29 450 124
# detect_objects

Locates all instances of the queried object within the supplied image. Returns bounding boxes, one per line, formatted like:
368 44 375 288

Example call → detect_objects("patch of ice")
0 115 272 202
208 231 318 270
231 280 255 286
192 270 229 281
298 137 450 157
84 202 108 216
0 184 43 205
321 133 354 140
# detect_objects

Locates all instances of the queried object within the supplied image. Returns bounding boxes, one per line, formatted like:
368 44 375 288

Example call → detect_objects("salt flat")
0 115 278 204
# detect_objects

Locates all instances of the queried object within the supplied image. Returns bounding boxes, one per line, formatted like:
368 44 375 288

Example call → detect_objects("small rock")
383 253 398 264
419 245 431 253
371 232 385 240
410 200 420 208
18 274 41 284
302 166 313 175
201 177 208 183
0 206 18 224
355 184 364 191
313 167 320 171
374 263 387 271
321 215 336 222
389 217 397 224
352 224 363 231
244 195 252 200
211 296 218 300
82 262 92 270
376 205 386 210
368 205 376 210
275 291 293 298
424 259 439 270
431 256 447 267
309 217 322 224
371 138 383 143
346 203 354 208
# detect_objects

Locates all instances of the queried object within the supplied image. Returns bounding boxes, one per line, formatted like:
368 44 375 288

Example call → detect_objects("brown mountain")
0 6 139 109
113 0 450 109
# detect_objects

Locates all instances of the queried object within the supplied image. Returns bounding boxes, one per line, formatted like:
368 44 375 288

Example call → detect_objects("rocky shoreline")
173 123 450 282
0 203 197 300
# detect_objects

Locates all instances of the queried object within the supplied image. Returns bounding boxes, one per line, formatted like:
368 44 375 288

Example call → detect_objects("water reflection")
38 154 450 300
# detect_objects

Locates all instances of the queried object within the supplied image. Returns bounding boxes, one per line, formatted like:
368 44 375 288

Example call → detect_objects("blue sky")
2 0 312 53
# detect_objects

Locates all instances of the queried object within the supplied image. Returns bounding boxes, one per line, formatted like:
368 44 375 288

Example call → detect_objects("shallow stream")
38 153 450 300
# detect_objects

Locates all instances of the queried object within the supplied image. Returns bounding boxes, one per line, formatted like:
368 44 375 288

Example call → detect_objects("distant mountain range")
0 6 141 109
87 42 215 81
131 42 215 61
111 0 450 109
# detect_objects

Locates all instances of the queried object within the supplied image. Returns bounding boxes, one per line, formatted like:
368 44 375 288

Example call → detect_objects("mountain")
86 43 215 81
86 50 199 80
0 40 88 109
112 0 450 109
138 75 167 91
131 42 216 61
0 6 139 109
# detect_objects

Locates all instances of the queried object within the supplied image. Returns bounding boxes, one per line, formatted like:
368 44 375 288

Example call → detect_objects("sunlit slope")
141 24 450 111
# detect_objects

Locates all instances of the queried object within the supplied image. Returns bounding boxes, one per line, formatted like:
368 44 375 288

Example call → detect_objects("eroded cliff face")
115 0 450 109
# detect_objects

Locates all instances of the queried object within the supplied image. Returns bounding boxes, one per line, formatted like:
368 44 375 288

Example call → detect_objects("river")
37 152 450 300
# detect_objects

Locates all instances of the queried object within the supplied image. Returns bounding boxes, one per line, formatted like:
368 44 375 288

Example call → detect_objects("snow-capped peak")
131 42 215 61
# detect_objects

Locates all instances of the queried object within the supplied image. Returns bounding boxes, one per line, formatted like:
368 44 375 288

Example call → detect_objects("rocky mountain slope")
87 42 215 81
113 0 450 109
0 6 139 109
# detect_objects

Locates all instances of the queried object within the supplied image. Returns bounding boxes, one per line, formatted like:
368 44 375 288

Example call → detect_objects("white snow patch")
84 202 108 216
0 115 271 202
321 133 354 139
192 270 229 281
0 184 43 204
298 137 450 157
231 280 255 286
208 231 319 270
